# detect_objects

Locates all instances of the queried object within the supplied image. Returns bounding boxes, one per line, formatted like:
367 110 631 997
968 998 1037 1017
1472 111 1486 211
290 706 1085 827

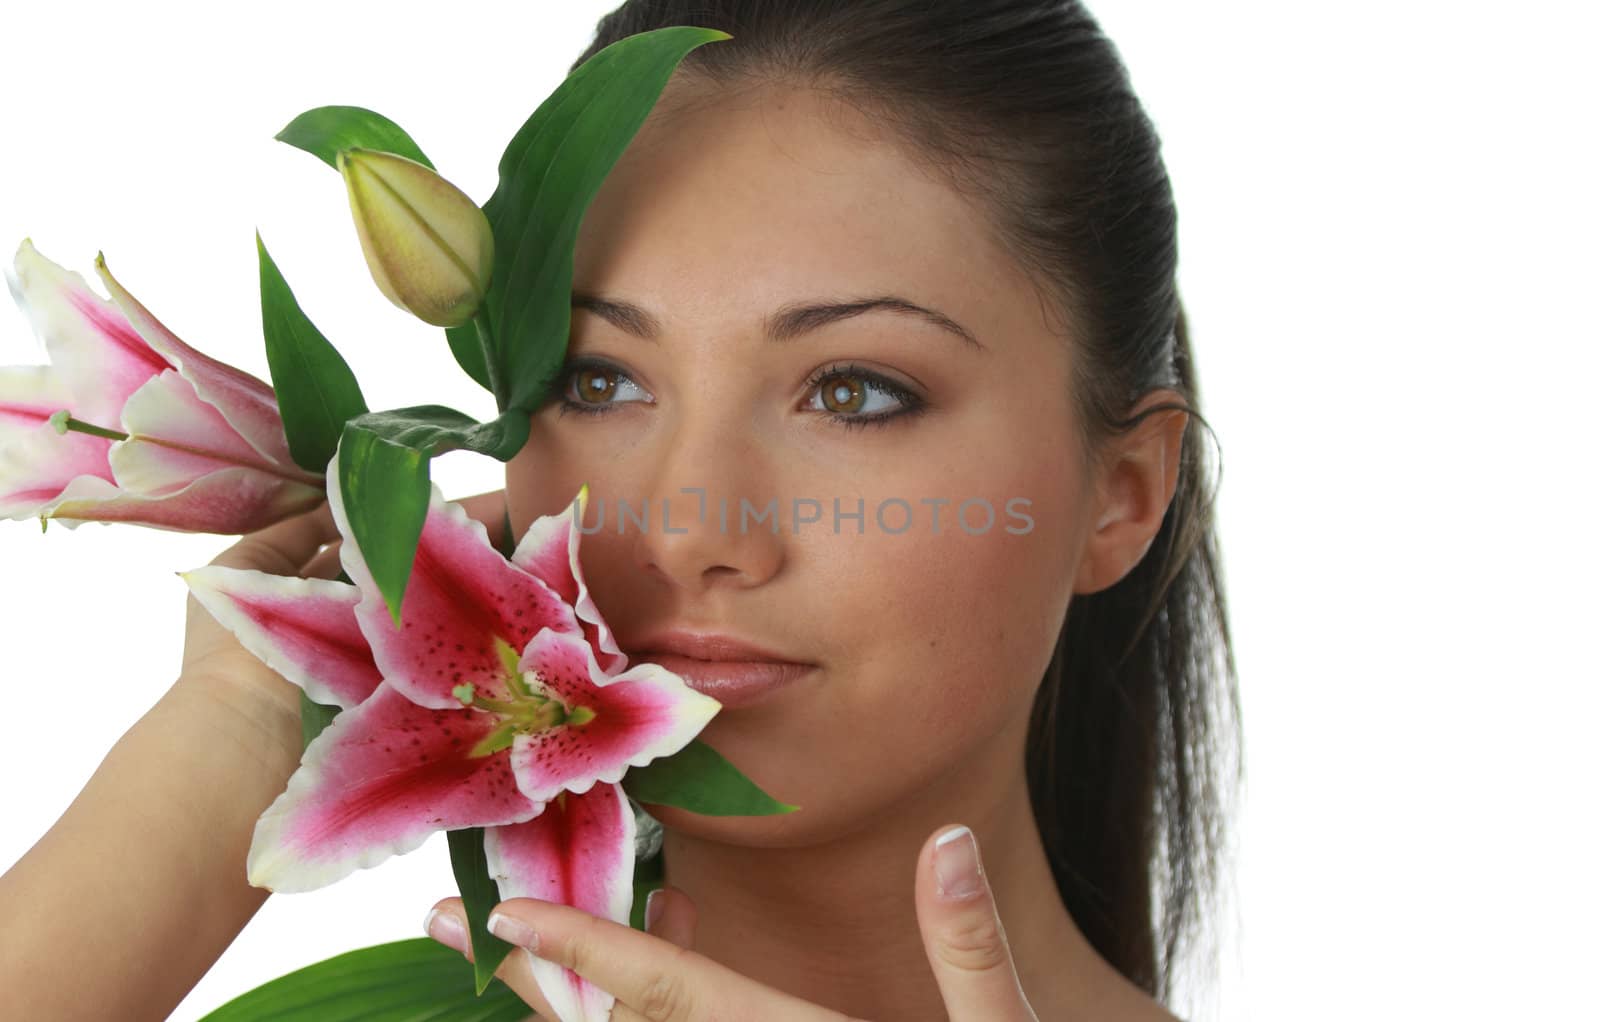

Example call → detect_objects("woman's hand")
424 823 1039 1021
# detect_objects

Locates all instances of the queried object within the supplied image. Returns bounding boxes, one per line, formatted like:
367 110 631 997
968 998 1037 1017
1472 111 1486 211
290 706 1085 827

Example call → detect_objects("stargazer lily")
181 448 718 1022
0 239 325 532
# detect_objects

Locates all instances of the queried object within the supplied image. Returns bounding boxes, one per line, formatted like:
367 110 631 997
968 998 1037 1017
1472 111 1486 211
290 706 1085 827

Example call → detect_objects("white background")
2 2 1595 1019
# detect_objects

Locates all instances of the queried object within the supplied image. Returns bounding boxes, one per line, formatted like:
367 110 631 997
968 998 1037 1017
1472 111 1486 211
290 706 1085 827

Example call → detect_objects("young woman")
0 2 1237 1019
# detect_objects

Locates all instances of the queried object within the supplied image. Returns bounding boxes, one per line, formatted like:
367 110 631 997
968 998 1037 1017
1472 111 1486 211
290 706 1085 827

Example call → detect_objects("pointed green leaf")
258 233 368 473
623 739 798 816
275 105 434 171
336 422 428 630
338 408 530 626
480 26 732 412
445 315 494 393
446 827 517 995
196 937 526 1020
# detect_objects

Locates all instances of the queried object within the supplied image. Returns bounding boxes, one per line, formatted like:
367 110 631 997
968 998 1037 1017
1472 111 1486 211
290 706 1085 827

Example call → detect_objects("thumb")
915 824 1039 1022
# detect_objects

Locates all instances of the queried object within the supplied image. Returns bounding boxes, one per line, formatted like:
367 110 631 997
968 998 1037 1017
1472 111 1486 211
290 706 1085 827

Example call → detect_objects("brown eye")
803 363 919 426
573 367 617 405
817 372 868 414
555 359 652 417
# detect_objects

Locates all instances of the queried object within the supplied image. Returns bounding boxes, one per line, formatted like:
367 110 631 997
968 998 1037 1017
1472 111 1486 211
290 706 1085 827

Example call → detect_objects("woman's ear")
1073 391 1189 595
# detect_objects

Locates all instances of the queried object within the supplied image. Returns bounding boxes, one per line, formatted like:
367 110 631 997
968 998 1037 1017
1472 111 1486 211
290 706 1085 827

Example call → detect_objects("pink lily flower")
0 239 324 532
180 454 719 1022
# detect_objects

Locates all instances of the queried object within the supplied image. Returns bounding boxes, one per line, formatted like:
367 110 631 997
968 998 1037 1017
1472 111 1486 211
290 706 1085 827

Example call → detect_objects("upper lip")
626 629 809 665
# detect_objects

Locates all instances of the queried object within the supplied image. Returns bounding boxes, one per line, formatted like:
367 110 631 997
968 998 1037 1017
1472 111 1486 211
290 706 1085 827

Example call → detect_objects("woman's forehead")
571 87 1029 352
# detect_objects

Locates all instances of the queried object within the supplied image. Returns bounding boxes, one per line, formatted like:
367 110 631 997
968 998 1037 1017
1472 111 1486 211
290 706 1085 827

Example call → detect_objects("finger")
207 498 337 575
644 885 698 949
485 896 842 1022
297 539 344 581
915 824 1039 1022
424 898 560 1022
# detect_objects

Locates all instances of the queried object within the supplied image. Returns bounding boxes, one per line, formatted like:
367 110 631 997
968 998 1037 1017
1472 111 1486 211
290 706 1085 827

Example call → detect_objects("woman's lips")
633 652 815 709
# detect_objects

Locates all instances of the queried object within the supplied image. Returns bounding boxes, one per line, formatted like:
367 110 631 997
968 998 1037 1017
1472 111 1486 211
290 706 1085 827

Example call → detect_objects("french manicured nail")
645 888 665 930
933 825 984 900
424 907 467 953
487 910 538 951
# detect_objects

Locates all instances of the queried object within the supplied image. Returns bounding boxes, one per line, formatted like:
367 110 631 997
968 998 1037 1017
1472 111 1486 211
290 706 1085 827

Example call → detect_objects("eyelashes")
551 356 927 431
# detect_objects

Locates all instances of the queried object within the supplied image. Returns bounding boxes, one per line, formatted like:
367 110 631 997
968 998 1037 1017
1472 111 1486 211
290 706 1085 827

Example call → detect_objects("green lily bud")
337 147 493 328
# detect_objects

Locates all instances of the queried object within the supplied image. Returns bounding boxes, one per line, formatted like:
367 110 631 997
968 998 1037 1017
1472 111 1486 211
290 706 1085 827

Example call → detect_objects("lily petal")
326 458 582 709
0 420 112 521
247 682 542 893
512 484 628 675
110 369 304 495
7 240 167 426
0 364 70 444
94 253 304 469
179 564 382 709
39 463 325 534
508 628 720 806
484 782 635 1022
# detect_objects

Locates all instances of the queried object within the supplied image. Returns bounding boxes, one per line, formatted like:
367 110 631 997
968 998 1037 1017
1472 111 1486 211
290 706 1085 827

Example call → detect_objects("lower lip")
635 653 815 709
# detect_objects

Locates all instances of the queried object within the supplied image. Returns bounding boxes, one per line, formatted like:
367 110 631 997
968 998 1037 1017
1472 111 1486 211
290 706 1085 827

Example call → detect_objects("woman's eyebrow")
570 290 985 351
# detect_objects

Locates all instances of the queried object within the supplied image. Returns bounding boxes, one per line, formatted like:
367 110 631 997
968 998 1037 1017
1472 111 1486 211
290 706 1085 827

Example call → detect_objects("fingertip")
931 824 985 902
643 885 698 949
645 887 665 930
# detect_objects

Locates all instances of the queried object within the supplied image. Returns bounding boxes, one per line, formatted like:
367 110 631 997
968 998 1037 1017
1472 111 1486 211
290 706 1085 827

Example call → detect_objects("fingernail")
933 825 984 900
645 888 665 930
487 909 538 951
424 907 467 953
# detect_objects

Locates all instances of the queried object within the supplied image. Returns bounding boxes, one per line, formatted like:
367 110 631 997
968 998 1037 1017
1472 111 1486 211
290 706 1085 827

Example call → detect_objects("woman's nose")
621 418 786 595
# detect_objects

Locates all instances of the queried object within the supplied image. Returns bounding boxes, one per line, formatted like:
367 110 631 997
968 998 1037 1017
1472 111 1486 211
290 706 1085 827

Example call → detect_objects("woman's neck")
659 715 1158 1020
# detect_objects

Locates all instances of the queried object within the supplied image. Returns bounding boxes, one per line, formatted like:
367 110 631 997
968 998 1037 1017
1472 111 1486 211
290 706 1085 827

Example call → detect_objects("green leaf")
274 105 434 170
257 233 368 474
337 408 530 626
446 828 516 995
297 690 341 752
445 315 494 393
623 739 799 816
196 937 526 1020
480 26 732 413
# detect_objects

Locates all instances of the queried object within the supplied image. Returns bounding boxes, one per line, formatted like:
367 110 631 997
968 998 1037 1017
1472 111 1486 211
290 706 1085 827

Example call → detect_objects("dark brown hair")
573 0 1241 1004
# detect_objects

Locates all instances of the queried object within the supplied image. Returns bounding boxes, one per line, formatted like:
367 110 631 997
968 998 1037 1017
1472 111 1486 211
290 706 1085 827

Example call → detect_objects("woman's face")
506 83 1091 845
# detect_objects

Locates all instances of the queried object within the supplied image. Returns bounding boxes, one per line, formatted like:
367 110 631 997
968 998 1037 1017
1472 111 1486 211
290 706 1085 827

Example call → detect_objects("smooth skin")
431 82 1190 1020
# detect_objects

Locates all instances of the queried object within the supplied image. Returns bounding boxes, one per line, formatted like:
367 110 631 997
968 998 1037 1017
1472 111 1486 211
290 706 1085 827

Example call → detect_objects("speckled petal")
511 484 628 675
484 783 635 1022
247 683 541 893
179 564 382 709
507 628 720 806
325 451 583 709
